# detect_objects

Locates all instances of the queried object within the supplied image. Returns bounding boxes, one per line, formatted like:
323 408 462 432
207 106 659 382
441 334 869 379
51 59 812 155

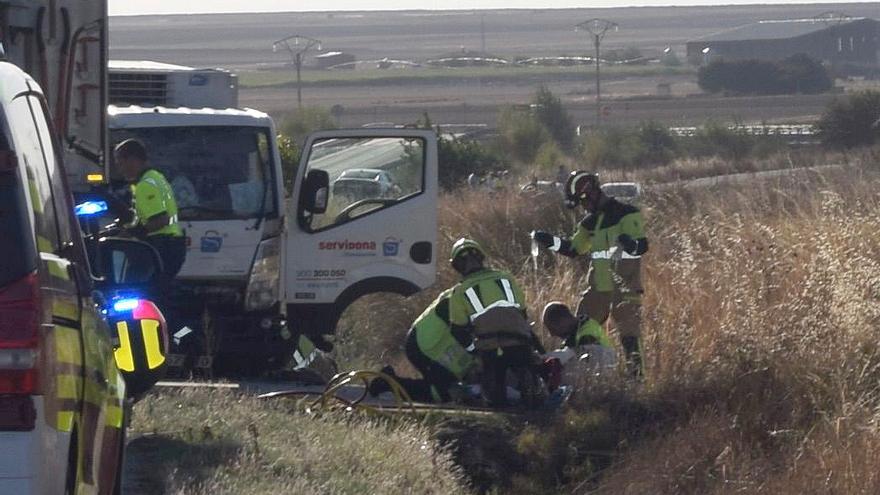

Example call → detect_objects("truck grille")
109 72 168 106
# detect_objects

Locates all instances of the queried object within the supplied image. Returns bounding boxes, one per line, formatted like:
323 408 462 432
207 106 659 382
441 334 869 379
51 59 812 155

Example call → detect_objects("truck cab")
105 61 440 376
107 105 286 372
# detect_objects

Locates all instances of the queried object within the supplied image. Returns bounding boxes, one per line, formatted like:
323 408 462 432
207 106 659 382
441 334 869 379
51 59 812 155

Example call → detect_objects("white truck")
107 61 439 374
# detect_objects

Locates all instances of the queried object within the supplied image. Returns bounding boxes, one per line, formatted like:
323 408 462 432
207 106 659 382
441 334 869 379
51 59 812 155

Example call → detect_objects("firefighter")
532 171 648 378
447 238 544 407
541 301 617 376
368 288 477 403
115 138 186 283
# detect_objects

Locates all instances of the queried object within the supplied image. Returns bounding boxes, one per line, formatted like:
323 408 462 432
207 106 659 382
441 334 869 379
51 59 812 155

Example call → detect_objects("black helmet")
564 171 601 209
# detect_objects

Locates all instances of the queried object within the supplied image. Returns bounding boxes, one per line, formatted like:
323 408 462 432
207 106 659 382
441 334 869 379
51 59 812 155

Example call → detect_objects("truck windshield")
111 126 277 221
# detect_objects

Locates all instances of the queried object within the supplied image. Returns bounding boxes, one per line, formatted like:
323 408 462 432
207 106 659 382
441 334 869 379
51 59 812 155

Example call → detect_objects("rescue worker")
115 138 186 283
531 171 648 378
447 238 543 407
541 301 617 375
368 288 477 403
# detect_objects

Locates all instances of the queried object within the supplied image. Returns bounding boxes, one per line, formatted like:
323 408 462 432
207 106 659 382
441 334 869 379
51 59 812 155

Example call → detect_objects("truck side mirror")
301 169 330 215
96 238 163 287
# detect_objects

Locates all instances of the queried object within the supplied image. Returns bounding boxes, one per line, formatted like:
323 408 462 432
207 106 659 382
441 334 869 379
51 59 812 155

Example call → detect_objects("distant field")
238 64 694 88
110 4 880 70
110 3 880 128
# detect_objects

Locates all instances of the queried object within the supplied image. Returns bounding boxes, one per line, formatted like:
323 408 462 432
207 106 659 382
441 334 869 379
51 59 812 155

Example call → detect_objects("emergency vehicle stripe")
499 279 516 304
36 235 53 254
57 411 75 432
105 404 124 428
114 321 136 372
141 319 166 370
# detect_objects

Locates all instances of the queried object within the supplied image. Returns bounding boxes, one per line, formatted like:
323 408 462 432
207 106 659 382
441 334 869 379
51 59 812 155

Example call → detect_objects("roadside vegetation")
133 149 880 493
698 54 832 95
136 86 880 494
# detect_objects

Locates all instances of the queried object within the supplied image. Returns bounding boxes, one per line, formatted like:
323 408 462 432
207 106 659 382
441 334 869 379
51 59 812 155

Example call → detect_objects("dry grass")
334 145 880 493
128 388 468 494
133 146 880 494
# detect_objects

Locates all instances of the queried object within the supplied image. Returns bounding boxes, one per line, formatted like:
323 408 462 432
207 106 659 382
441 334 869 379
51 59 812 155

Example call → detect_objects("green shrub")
581 121 677 170
497 106 552 164
815 90 880 149
276 133 300 194
279 106 337 145
533 85 576 150
685 122 755 161
698 54 832 95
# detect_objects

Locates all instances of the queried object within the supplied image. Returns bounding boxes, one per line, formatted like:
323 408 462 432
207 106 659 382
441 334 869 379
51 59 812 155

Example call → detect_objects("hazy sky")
109 0 871 16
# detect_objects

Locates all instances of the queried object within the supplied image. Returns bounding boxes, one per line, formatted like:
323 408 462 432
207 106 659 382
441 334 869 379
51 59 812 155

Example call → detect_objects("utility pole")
480 13 486 54
272 34 322 110
576 19 618 126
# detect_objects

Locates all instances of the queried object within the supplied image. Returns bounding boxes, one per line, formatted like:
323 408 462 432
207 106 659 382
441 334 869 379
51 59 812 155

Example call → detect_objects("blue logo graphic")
383 237 401 256
201 230 223 253
189 74 209 86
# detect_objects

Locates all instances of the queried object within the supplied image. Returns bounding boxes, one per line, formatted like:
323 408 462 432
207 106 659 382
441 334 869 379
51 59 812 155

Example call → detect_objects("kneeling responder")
542 301 617 375
368 288 477 403
447 238 544 407
115 138 186 285
532 171 648 378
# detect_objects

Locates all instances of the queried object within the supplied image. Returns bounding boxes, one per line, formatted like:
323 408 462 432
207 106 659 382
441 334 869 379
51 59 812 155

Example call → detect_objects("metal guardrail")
668 124 815 137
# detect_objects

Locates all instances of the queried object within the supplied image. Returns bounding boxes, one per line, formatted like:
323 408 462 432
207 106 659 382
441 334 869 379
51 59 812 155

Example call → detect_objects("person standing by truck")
531 171 648 378
115 138 186 283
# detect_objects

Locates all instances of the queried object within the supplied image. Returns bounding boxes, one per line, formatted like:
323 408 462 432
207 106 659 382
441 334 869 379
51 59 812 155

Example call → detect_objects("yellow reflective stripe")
28 178 43 214
55 326 83 366
105 404 123 428
141 319 165 369
114 321 135 372
57 411 75 432
37 235 53 253
57 374 82 399
52 300 78 322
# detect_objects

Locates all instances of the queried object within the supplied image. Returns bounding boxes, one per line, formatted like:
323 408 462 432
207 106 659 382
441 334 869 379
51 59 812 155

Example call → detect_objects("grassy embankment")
238 64 694 89
131 146 880 493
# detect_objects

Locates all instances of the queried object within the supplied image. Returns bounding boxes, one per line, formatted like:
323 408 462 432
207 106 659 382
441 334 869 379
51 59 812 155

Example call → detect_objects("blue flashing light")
113 299 140 312
74 200 108 217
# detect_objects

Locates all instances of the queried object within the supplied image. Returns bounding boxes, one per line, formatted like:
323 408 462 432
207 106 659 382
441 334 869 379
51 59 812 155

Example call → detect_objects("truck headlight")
245 236 281 312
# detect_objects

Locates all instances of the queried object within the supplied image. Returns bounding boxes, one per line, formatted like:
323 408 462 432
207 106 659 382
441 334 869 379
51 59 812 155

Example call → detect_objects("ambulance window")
7 95 60 253
300 136 425 232
28 95 75 247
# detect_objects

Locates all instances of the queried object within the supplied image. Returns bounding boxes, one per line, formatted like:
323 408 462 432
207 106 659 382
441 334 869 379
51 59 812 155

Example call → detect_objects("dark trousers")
401 332 459 403
145 235 187 287
478 345 533 407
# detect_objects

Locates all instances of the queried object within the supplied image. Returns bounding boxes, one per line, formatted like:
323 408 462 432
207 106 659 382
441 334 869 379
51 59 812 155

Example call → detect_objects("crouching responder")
447 238 544 407
115 138 186 285
542 301 617 378
532 171 648 378
368 288 477 403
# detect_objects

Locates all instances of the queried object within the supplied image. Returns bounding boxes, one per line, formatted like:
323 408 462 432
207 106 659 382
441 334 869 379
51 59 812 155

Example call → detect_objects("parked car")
0 61 163 494
601 182 642 204
332 168 397 199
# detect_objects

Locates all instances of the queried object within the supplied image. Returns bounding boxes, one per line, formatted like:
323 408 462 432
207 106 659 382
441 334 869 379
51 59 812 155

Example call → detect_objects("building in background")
686 17 880 72
314 52 356 70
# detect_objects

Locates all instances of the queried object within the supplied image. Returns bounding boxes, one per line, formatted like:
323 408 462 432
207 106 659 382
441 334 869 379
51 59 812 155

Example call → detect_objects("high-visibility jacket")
410 288 476 380
449 269 532 351
569 198 647 292
564 314 613 349
133 168 182 237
